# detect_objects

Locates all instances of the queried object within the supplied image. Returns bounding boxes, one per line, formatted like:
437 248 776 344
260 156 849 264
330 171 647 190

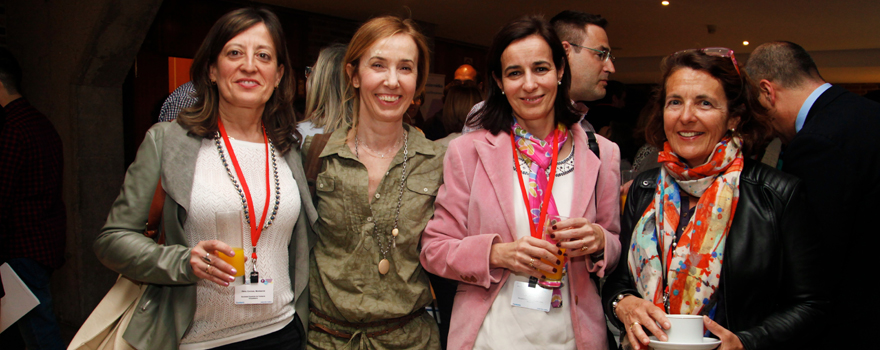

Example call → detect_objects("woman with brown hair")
303 15 443 349
428 80 483 145
603 49 827 350
94 7 315 350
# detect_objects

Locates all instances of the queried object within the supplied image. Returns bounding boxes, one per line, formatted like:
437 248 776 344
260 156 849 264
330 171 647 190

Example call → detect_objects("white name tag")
234 278 274 304
511 280 552 312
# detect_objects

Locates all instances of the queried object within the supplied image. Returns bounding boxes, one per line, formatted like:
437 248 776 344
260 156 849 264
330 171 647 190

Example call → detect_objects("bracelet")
589 249 604 263
612 293 635 320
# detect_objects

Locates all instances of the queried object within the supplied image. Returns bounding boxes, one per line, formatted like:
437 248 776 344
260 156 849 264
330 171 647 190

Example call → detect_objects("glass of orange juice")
539 215 568 288
215 211 245 279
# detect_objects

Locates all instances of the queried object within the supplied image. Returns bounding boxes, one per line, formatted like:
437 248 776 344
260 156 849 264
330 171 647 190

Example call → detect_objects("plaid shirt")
158 81 197 122
0 98 66 269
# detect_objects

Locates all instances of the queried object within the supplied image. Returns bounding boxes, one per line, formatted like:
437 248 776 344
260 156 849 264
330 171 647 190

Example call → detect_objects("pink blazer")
420 123 622 350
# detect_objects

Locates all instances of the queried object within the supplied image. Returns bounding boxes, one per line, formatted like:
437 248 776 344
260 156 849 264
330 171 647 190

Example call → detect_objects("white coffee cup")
665 314 704 343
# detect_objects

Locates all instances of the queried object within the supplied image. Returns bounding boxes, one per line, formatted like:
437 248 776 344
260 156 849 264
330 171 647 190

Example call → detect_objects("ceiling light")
743 41 749 46
662 1 670 5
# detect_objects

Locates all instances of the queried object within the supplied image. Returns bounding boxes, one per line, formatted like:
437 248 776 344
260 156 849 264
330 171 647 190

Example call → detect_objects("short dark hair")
0 47 23 95
744 41 824 89
470 15 580 135
550 10 607 46
179 7 299 155
645 50 772 158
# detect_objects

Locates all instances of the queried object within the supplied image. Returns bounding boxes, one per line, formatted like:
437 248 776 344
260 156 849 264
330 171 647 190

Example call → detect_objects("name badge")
511 280 552 312
234 278 274 304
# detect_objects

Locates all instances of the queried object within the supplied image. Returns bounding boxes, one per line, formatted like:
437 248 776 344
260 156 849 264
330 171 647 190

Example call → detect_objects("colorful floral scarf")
628 135 743 315
512 121 569 229
512 121 568 307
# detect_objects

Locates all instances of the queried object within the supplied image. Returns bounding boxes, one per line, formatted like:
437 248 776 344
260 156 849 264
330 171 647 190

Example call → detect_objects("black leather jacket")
602 159 829 350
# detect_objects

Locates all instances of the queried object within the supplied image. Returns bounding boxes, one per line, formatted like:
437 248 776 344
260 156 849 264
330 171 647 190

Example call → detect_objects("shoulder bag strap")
306 133 332 198
144 180 166 244
586 130 600 158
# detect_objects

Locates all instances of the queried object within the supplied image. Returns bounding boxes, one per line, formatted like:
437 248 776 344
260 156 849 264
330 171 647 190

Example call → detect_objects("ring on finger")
205 264 212 275
630 321 640 331
581 244 588 252
528 258 535 269
201 252 212 264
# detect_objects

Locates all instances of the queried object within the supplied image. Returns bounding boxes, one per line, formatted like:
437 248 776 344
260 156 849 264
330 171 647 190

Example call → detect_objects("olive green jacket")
94 122 317 350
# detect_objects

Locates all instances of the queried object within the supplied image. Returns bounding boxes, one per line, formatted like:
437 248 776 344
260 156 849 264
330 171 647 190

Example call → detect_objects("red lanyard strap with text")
510 130 559 239
217 119 271 276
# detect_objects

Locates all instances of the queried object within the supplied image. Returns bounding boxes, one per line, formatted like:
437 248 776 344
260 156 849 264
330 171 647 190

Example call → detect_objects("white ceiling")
258 0 880 84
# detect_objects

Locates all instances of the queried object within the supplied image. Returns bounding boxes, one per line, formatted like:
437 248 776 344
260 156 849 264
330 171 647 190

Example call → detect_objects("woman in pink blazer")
420 16 621 350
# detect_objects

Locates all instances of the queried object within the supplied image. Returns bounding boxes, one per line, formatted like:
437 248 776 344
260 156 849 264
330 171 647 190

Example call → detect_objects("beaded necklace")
355 130 408 275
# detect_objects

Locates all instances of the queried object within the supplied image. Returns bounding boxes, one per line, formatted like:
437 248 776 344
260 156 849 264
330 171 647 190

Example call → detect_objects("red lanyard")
217 119 271 262
510 130 559 239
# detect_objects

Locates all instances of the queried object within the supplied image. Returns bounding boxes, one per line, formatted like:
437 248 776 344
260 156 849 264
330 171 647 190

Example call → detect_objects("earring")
501 91 505 95
558 81 562 85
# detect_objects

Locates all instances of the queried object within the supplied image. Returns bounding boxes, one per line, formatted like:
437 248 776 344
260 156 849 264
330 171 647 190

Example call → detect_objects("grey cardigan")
94 122 317 350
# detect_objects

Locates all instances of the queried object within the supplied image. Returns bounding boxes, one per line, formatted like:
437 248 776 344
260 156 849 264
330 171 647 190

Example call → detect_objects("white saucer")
648 336 721 349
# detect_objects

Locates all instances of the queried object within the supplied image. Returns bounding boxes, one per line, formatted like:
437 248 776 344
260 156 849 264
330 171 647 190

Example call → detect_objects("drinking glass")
539 215 568 288
215 211 245 278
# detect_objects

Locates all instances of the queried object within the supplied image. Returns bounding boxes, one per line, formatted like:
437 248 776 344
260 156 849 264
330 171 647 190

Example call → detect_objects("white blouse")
473 145 577 350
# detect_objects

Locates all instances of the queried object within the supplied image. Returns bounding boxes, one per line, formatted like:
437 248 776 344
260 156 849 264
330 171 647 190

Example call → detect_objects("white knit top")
179 138 300 348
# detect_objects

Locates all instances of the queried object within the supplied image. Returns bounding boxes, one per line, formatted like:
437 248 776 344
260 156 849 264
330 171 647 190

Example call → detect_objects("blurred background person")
603 48 828 350
158 81 198 123
300 43 350 138
420 15 620 350
0 46 66 350
426 80 482 144
304 15 443 349
94 8 316 349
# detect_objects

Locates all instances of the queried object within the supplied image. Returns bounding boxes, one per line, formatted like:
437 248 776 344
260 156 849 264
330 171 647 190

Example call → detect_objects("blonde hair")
303 43 350 134
343 16 430 141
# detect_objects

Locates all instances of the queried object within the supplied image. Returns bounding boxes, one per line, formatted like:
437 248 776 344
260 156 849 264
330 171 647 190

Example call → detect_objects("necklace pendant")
392 238 396 248
391 228 399 237
378 258 390 275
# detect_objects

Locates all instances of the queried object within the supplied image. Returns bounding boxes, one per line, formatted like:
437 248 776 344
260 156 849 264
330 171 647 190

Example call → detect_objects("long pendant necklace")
214 126 280 279
355 130 408 275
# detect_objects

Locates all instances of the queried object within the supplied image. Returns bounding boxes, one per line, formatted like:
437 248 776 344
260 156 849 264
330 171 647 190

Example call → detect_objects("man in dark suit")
745 41 880 349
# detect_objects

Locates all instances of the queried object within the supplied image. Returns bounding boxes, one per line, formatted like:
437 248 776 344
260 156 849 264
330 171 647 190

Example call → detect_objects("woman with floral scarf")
602 49 828 350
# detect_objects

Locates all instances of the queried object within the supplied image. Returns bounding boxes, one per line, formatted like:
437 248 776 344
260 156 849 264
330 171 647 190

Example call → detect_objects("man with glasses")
745 41 880 349
551 10 617 132
462 11 617 135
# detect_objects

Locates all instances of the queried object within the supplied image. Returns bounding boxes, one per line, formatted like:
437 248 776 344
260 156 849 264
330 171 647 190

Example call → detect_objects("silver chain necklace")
355 130 408 275
357 134 401 159
214 132 281 231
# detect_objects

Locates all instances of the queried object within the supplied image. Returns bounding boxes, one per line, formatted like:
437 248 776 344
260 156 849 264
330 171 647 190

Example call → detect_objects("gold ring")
528 258 535 269
205 265 212 275
630 321 640 331
581 245 589 252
